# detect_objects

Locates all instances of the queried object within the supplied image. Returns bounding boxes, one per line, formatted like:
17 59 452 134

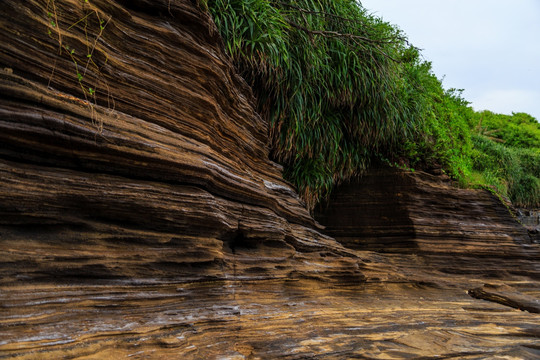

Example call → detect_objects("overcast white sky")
359 0 540 121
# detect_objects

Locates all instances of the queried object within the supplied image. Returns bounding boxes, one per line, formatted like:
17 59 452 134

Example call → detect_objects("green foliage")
399 85 474 186
206 0 428 208
471 135 540 207
204 0 540 209
467 111 540 207
472 110 540 149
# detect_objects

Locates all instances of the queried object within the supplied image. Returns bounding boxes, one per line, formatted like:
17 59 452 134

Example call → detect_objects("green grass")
203 0 540 210
470 135 540 207
205 0 432 208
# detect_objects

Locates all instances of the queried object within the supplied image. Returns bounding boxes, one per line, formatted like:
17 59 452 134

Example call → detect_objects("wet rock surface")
1 1 539 359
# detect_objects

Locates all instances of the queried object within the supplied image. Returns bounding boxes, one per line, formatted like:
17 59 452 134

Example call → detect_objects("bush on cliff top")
203 0 540 209
472 111 540 149
468 111 540 207
471 135 540 207
204 0 432 208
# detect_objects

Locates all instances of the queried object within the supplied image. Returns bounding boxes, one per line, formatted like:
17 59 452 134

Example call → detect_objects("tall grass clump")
205 0 430 208
203 0 539 210
471 135 540 208
395 84 474 186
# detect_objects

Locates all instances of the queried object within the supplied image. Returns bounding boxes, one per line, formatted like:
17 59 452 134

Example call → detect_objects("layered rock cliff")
1 1 539 359
0 0 358 278
315 168 538 278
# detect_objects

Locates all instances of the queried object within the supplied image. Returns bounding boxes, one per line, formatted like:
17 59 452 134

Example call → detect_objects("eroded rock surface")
1 1 539 359
468 284 540 314
316 168 538 278
315 168 540 357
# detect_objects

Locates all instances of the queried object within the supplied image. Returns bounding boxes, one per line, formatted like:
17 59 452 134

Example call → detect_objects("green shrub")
473 111 540 149
205 0 439 208
204 0 540 209
471 135 540 207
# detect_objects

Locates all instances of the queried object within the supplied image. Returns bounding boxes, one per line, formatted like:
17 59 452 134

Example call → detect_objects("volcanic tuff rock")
1 1 539 359
315 168 538 277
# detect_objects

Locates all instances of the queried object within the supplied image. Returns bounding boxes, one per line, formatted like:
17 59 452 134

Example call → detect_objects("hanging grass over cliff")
203 0 540 209
204 0 430 208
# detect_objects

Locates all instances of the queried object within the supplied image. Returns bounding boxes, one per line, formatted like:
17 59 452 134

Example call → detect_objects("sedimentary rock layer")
0 0 317 227
1 1 539 359
316 168 539 278
0 0 362 356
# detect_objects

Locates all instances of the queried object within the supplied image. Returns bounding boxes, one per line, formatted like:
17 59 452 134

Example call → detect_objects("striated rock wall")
1 1 539 359
0 0 356 280
315 167 539 278
316 168 540 276
0 1 363 357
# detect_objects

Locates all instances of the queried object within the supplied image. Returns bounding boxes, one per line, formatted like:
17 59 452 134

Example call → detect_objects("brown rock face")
1 1 539 359
315 168 540 357
0 0 361 357
0 0 348 279
315 168 538 278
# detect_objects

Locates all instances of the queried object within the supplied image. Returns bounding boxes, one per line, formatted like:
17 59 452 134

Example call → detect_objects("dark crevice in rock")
224 230 253 254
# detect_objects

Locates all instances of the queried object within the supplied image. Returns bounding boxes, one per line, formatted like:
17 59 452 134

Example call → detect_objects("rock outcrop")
0 0 358 280
315 167 539 278
0 1 362 357
1 1 539 359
